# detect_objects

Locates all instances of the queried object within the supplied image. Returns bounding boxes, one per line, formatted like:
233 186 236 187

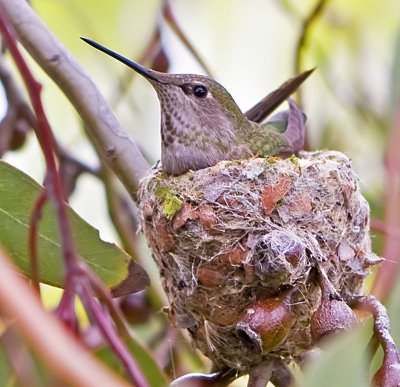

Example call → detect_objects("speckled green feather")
244 122 290 156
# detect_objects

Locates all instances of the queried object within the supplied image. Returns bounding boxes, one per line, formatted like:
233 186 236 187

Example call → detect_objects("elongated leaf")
97 330 168 386
299 324 371 387
0 161 149 296
0 340 12 386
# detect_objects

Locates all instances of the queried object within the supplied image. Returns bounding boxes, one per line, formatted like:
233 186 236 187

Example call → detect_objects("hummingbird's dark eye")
193 85 208 98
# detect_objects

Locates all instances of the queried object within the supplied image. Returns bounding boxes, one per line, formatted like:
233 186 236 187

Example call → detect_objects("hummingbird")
82 38 312 176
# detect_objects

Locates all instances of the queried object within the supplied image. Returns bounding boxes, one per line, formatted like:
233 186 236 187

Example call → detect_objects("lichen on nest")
138 150 379 371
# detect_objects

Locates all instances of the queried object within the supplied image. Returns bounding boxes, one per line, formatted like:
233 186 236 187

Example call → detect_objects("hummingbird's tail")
245 68 314 123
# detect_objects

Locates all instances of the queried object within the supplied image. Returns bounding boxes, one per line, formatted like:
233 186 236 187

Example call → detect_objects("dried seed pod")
310 296 356 342
10 118 30 150
372 352 400 387
236 291 294 353
311 268 356 342
118 292 151 324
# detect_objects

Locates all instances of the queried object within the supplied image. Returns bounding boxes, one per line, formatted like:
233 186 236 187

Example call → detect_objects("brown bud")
10 117 30 150
310 297 356 342
151 46 169 73
372 350 400 387
236 292 294 353
373 362 400 387
119 292 151 324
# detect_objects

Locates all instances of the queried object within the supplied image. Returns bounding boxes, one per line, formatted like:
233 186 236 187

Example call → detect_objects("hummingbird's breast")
160 111 253 175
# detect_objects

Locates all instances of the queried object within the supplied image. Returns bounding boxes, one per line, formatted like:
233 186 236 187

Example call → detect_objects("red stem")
370 218 400 238
79 263 128 332
78 281 148 387
371 102 400 300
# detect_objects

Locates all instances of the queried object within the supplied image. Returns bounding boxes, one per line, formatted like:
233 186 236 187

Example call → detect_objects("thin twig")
270 359 294 387
294 0 328 75
0 52 35 155
79 262 131 335
293 0 327 150
78 280 148 387
294 0 327 149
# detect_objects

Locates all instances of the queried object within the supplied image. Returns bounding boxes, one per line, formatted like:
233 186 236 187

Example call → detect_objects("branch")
371 100 400 300
0 0 149 201
0 52 34 155
0 248 130 387
294 0 327 75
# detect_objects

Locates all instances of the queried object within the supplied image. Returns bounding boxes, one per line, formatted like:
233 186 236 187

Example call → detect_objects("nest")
139 150 378 371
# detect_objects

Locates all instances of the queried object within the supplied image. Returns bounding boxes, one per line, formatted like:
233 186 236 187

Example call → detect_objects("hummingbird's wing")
251 99 305 156
271 99 305 155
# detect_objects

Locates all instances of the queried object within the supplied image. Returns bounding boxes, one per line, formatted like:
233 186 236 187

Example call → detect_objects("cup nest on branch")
139 150 379 371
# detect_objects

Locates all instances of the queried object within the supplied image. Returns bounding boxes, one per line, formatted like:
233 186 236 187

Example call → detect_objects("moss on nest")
139 150 379 371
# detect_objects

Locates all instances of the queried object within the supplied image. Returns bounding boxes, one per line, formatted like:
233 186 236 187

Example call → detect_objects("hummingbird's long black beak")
81 37 163 83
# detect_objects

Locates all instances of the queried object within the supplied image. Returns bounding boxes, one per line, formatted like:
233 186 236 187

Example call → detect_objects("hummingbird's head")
82 38 252 175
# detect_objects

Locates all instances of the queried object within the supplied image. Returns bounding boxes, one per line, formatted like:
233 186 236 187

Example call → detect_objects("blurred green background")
2 0 400 385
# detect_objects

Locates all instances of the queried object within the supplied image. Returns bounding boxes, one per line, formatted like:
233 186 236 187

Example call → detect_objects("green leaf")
0 341 13 386
96 330 168 386
299 325 371 387
0 161 149 296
